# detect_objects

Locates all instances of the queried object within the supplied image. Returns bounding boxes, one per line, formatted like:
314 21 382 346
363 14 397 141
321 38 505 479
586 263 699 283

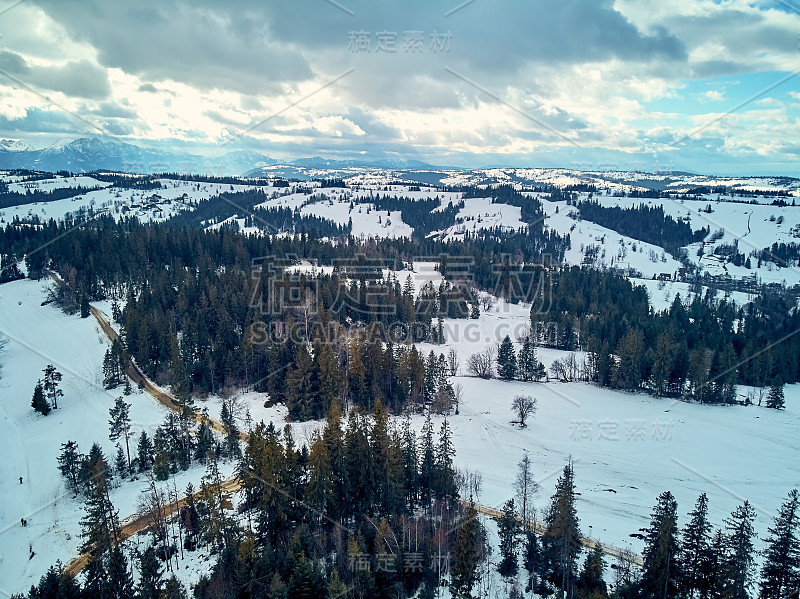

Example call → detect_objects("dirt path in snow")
90 305 227 435
64 477 242 577
63 300 242 576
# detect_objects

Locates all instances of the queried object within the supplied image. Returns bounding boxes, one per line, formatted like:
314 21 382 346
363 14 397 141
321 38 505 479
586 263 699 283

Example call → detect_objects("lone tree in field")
512 394 536 427
766 381 785 409
109 396 133 469
42 364 63 409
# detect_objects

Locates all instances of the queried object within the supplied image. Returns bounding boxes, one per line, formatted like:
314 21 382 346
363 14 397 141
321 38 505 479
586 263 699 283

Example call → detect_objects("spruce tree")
641 491 680 599
760 489 799 599
104 545 134 599
57 440 83 494
518 338 535 382
79 450 120 556
80 293 90 319
136 431 153 472
451 501 482 598
136 546 164 599
766 381 785 409
678 493 712 599
542 461 581 596
103 348 121 389
114 444 127 479
496 498 520 577
532 358 547 382
434 418 457 501
111 300 122 323
722 501 757 599
160 576 188 599
108 396 132 469
523 530 543 594
31 381 51 415
288 555 327 599
577 545 607 598
419 410 435 510
221 401 241 458
470 303 480 319
497 335 518 380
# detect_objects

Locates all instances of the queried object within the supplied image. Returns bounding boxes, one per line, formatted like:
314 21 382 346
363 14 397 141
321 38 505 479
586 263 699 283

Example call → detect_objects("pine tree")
497 335 518 380
108 396 132 469
760 489 800 599
497 499 520 577
678 493 712 599
641 491 680 599
542 461 581 597
451 500 482 598
42 364 63 409
766 381 785 409
31 380 51 415
722 501 757 599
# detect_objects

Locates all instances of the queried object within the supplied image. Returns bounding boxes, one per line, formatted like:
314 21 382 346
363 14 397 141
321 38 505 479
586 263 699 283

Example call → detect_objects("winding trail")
90 306 226 434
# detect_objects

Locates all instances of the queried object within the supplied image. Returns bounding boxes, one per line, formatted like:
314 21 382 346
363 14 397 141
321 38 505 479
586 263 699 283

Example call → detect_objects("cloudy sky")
0 0 799 174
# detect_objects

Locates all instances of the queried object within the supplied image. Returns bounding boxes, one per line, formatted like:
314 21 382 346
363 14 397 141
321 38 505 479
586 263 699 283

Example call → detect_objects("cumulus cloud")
703 90 725 102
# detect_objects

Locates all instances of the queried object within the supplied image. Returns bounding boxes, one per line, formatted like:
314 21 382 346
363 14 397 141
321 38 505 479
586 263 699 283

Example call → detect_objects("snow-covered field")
0 178 269 225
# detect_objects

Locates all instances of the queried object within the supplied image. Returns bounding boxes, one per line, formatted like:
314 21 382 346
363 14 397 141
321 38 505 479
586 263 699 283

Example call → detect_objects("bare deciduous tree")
512 394 536 427
452 382 464 415
550 352 580 382
514 453 540 526
481 293 495 312
467 346 496 379
447 347 459 377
